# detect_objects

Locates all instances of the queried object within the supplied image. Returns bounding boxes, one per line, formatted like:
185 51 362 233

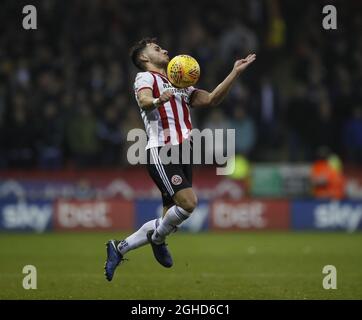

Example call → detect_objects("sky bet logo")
315 202 362 232
0 201 52 232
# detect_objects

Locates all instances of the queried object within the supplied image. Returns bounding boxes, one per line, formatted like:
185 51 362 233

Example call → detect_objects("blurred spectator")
97 105 123 166
0 86 6 168
203 109 231 162
310 97 337 153
36 102 64 169
253 74 281 157
286 83 313 161
121 107 146 166
6 106 36 168
230 107 256 157
265 0 286 51
0 118 6 168
66 104 99 168
342 106 362 164
219 19 259 62
311 146 345 200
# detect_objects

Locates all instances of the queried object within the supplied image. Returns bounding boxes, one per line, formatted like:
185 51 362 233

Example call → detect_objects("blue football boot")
104 240 124 281
147 230 173 268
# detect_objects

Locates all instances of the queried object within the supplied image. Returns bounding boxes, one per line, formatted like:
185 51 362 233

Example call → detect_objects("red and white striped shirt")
134 71 196 149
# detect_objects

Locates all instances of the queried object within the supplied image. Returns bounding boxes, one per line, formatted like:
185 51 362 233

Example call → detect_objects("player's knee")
178 194 198 213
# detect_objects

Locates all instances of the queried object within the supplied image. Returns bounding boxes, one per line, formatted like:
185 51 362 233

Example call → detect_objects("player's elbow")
209 100 218 108
198 95 217 108
208 94 219 107
139 99 153 111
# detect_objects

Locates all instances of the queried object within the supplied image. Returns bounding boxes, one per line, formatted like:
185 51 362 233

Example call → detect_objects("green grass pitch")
0 231 361 299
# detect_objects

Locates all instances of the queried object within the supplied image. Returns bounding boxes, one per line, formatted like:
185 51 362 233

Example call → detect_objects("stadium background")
0 0 362 299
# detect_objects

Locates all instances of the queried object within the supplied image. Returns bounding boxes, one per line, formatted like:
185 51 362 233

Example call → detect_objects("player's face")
144 43 169 68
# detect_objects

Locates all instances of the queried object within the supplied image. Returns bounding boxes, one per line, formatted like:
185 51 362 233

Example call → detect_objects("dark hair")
130 37 157 70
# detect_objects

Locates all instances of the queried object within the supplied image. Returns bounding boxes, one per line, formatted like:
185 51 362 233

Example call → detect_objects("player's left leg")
146 188 196 268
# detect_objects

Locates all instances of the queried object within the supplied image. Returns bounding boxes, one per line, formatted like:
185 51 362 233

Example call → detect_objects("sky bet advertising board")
291 200 362 232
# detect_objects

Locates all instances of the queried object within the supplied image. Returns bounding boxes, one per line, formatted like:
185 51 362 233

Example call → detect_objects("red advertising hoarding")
0 167 247 201
54 199 134 231
210 199 290 230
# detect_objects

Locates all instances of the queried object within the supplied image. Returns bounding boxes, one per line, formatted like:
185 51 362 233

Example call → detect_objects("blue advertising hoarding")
0 200 53 232
291 200 362 232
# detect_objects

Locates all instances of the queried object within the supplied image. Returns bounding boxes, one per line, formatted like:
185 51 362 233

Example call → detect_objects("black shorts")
146 139 193 207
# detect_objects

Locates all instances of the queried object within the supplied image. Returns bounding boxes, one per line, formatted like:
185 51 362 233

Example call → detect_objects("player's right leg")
146 188 197 268
143 196 175 268
151 187 197 244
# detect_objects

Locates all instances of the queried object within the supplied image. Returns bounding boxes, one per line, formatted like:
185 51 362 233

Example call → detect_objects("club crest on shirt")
171 175 183 186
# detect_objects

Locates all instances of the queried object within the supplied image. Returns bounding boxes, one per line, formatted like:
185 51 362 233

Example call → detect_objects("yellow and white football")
167 55 200 88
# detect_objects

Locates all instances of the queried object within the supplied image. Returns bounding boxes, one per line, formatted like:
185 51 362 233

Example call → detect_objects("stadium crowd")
0 0 361 169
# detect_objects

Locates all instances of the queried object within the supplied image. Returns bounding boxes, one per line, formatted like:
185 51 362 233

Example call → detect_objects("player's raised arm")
137 89 173 110
190 53 256 108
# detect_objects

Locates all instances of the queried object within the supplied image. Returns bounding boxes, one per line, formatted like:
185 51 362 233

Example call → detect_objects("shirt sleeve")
186 86 198 104
134 72 154 93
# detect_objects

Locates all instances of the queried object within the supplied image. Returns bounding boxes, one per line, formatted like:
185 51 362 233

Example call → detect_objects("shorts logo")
171 175 182 186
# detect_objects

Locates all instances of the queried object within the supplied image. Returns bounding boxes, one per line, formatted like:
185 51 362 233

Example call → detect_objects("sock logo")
119 240 128 250
171 175 182 185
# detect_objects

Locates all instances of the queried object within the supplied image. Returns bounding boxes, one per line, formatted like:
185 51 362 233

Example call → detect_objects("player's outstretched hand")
159 90 173 103
233 54 256 75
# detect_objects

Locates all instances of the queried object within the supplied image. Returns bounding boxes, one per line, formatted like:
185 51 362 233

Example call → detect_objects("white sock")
117 218 159 255
152 205 190 244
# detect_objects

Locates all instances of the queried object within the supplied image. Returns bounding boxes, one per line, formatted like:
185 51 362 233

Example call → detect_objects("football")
167 54 200 88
